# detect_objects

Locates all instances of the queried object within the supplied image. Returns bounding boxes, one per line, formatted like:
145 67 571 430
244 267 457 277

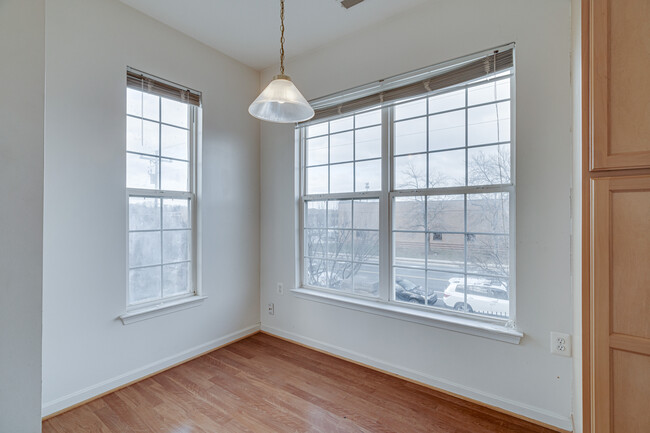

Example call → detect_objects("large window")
300 48 514 321
126 69 200 308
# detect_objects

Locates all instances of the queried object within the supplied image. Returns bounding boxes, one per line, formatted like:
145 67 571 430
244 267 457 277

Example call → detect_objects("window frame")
125 87 200 312
298 67 517 327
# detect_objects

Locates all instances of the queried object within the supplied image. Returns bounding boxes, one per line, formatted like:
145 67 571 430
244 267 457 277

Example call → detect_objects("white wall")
0 1 45 431
42 0 260 415
260 0 574 430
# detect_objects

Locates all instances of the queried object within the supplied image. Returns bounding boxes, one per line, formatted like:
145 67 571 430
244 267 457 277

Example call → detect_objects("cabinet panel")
591 0 650 170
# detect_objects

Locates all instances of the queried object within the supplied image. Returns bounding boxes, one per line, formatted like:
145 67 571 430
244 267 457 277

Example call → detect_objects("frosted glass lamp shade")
248 75 314 123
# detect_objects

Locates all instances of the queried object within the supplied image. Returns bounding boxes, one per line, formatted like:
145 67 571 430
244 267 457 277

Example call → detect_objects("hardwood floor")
43 333 559 433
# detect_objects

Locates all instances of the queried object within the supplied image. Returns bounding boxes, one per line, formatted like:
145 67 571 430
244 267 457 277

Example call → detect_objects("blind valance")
302 47 513 125
127 70 201 107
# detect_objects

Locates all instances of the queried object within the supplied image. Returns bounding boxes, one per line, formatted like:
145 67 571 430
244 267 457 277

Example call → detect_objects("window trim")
124 85 201 315
297 56 519 338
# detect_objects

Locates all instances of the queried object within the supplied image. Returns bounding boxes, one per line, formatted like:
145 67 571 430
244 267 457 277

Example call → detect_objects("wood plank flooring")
43 333 559 433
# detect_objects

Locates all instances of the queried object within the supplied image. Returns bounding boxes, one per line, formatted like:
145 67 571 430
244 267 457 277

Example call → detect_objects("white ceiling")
120 0 430 71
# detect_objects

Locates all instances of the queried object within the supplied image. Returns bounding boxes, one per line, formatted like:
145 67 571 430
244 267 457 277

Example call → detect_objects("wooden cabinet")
591 177 650 432
589 0 650 170
584 0 650 431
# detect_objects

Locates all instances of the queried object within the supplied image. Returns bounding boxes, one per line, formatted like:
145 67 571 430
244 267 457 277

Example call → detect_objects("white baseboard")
42 323 261 417
261 324 573 432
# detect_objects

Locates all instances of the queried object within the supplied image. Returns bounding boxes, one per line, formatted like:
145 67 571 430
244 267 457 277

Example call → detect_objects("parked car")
370 277 438 305
395 277 437 305
443 277 509 316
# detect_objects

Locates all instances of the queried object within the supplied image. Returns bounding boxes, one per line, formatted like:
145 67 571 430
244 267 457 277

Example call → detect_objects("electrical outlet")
268 303 274 315
550 332 571 356
277 282 284 295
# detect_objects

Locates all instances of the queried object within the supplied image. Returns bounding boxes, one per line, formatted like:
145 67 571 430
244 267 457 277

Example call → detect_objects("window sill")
119 295 207 325
291 288 523 344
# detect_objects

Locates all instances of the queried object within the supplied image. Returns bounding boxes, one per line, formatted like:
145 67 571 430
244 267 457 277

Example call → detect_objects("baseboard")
42 323 261 419
260 324 573 432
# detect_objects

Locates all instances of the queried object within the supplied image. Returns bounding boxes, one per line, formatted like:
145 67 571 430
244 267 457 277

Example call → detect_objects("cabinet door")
590 0 650 170
592 176 650 432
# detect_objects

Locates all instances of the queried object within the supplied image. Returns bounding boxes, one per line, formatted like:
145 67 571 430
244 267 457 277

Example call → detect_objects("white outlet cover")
277 282 284 294
550 332 571 357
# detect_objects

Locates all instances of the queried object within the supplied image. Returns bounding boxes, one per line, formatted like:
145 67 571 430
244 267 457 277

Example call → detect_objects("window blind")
302 48 513 125
127 69 201 107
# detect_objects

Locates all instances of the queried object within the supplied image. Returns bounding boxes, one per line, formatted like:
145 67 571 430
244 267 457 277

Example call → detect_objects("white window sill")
119 295 207 325
291 288 523 344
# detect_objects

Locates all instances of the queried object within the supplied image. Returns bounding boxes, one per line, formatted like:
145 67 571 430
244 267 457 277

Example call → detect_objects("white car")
443 278 509 317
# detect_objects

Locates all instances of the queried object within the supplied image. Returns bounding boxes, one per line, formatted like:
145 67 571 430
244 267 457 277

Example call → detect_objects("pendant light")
248 0 314 123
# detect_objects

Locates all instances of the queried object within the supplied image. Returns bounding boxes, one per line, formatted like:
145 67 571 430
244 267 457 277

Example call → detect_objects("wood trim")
259 330 570 433
609 334 650 357
590 0 608 170
41 329 261 421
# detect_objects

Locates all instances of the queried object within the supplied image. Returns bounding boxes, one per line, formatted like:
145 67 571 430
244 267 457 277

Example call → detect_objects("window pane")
467 193 509 234
394 232 425 268
127 89 142 117
307 122 328 138
163 198 190 229
163 229 191 263
126 117 145 153
465 276 509 318
393 196 425 231
394 117 426 155
142 93 159 121
427 233 465 273
468 143 511 186
129 231 161 267
355 108 381 128
129 267 161 304
307 166 328 194
161 125 188 160
305 229 326 257
326 230 352 260
429 270 464 306
466 234 509 276
394 154 426 190
328 260 354 291
307 136 328 166
304 258 327 287
328 200 351 229
429 110 465 151
428 89 464 114
353 264 379 297
353 230 379 264
330 116 353 133
163 262 191 297
330 131 353 163
353 199 379 230
355 126 381 160
428 149 465 188
161 97 188 128
305 201 326 228
468 101 510 146
330 163 353 193
467 77 510 106
129 197 161 231
394 98 426 121
394 268 427 305
161 158 189 191
427 195 464 232
127 153 159 189
355 159 381 192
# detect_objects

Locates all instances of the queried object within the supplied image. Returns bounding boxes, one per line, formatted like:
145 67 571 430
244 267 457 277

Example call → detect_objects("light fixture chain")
280 0 285 75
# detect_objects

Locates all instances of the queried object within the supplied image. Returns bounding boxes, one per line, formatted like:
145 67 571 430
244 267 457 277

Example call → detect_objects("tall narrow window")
126 69 200 307
300 46 514 322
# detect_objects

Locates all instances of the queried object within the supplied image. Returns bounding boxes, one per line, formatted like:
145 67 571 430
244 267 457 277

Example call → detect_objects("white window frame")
122 78 203 322
296 51 521 343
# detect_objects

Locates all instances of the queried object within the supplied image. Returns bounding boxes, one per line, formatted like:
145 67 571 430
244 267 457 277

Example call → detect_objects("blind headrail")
299 45 514 126
127 68 201 107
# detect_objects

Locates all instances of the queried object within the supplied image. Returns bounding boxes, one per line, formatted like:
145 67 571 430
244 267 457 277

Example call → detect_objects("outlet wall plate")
268 303 274 315
277 282 284 295
550 332 571 356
